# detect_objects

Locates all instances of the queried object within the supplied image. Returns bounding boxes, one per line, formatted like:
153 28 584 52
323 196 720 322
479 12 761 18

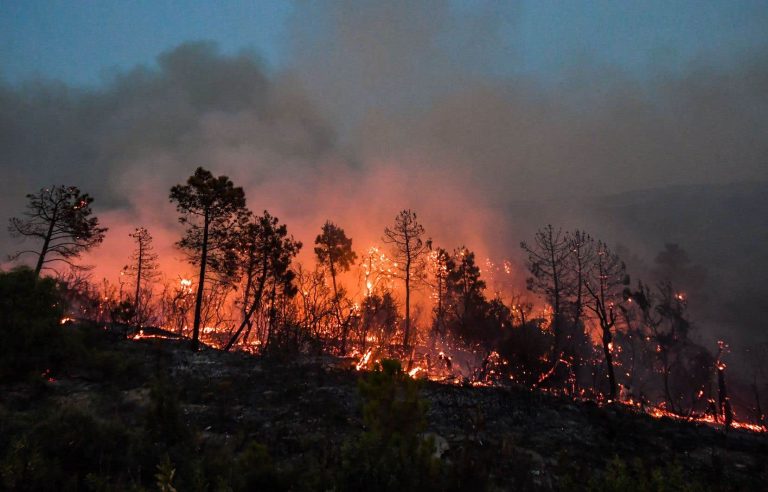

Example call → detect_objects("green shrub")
230 441 283 491
338 359 443 491
0 267 65 381
0 406 140 491
579 456 706 492
145 377 190 446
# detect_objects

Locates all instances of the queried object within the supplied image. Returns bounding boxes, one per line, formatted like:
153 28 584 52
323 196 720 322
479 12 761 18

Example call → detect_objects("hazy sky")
3 1 768 86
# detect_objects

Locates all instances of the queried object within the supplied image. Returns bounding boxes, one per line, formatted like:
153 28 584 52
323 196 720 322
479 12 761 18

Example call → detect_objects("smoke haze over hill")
1 2 767 354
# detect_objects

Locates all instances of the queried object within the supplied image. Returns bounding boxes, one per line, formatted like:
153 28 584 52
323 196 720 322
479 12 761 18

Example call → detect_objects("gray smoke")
1 3 767 356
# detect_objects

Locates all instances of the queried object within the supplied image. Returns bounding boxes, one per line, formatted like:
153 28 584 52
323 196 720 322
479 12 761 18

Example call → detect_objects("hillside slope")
2 328 766 491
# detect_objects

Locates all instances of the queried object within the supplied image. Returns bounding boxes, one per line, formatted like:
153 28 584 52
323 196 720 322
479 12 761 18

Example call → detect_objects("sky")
1 1 767 346
3 1 768 86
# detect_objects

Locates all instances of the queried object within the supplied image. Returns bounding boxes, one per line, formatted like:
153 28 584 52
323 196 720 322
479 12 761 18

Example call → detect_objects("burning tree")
445 247 488 345
627 281 712 414
224 211 301 351
8 185 107 278
170 167 247 350
160 278 196 336
521 226 573 353
358 292 399 351
359 245 395 297
293 264 335 345
314 221 357 354
521 225 574 387
565 230 595 351
383 210 428 351
582 241 628 401
127 227 160 326
425 246 452 344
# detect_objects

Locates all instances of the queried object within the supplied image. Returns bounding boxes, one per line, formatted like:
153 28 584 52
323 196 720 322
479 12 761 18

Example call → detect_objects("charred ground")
1 323 766 491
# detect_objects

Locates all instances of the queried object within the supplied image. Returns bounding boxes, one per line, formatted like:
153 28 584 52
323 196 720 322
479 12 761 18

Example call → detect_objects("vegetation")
127 227 160 326
0 267 64 380
383 209 428 350
2 173 766 489
340 359 442 491
170 167 248 350
8 186 107 278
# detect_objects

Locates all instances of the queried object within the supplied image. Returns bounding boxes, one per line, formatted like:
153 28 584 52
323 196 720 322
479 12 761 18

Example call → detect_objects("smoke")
1 3 767 350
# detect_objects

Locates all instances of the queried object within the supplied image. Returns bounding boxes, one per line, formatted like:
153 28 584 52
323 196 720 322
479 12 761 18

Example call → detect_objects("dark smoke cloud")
290 1 767 198
1 3 767 352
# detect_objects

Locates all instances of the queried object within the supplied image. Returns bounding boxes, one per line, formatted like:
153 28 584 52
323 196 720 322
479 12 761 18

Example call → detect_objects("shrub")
0 406 139 491
338 359 443 491
0 267 65 380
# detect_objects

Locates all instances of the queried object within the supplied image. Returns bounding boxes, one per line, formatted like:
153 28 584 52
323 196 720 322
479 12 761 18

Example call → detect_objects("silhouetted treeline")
4 171 767 428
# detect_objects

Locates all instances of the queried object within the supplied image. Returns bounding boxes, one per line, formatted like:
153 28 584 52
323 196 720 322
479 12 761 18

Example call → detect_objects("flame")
408 367 422 378
355 348 373 371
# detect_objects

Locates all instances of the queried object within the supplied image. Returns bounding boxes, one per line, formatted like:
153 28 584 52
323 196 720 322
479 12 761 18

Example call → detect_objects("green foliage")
229 441 283 491
0 267 65 380
339 359 443 491
556 455 708 492
0 406 138 491
145 377 190 445
591 456 693 492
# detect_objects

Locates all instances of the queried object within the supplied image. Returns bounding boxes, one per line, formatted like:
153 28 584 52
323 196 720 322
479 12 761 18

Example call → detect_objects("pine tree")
170 167 247 350
9 186 107 277
383 210 428 351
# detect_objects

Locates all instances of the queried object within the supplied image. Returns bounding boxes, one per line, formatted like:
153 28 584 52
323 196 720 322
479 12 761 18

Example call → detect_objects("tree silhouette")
566 230 594 337
521 225 573 360
629 280 695 413
383 210 428 351
445 247 487 344
583 241 628 401
426 246 452 343
314 221 357 353
224 211 301 351
127 227 160 326
8 186 107 278
170 167 247 350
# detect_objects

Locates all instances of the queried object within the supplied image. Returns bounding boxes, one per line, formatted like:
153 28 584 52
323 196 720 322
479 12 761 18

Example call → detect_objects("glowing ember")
355 348 373 371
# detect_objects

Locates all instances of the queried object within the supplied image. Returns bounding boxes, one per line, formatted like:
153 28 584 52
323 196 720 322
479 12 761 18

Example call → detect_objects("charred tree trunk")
404 255 411 351
224 257 268 352
602 328 617 401
718 364 733 429
34 205 58 278
753 382 765 429
191 211 210 351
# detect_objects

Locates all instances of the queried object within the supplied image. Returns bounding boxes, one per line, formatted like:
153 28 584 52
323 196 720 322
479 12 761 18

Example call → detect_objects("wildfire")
41 369 56 383
179 278 193 294
355 348 373 371
643 405 766 433
360 245 395 297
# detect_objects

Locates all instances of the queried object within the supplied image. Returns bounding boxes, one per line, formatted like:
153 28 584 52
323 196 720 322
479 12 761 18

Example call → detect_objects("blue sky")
2 0 767 87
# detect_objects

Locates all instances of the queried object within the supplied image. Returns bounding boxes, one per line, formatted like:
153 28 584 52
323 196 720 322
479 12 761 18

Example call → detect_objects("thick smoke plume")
2 3 767 353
